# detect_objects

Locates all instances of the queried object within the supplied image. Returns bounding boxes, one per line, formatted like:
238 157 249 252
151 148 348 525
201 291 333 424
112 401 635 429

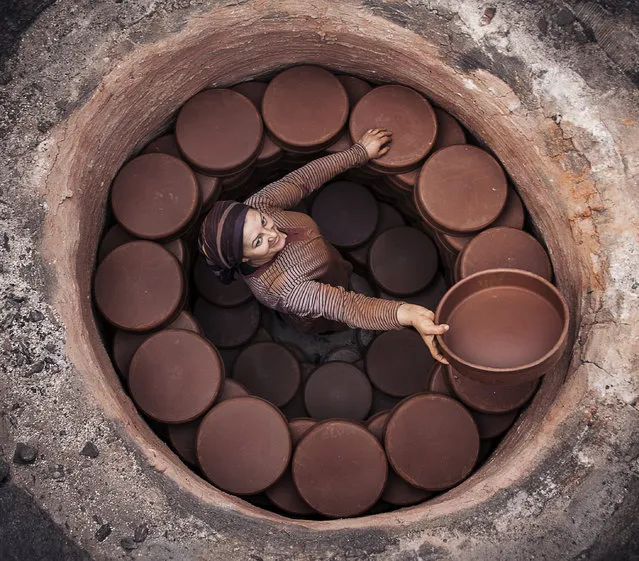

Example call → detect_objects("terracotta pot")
292 419 387 517
415 145 508 235
176 89 263 176
110 153 201 241
457 226 553 281
262 65 349 153
349 84 437 174
196 396 292 495
435 269 569 384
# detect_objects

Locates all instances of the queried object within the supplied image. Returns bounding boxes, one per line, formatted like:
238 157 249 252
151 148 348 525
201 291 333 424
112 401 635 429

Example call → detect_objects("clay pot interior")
435 269 569 384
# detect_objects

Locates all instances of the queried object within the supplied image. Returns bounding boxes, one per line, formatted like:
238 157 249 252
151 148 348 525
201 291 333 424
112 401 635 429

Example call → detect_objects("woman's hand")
358 128 392 160
397 303 449 364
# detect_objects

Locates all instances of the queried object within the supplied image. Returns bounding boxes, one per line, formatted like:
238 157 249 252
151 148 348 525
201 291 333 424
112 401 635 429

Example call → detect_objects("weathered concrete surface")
0 1 637 560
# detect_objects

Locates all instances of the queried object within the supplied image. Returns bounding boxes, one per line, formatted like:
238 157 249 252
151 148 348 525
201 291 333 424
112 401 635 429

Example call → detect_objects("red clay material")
292 420 387 517
128 329 223 423
448 365 538 413
304 362 373 420
385 393 479 490
366 329 434 397
111 153 200 240
262 66 348 153
415 145 507 234
197 397 291 495
94 241 184 332
176 89 263 176
369 226 439 296
457 227 552 281
435 269 569 384
233 342 301 407
350 85 437 174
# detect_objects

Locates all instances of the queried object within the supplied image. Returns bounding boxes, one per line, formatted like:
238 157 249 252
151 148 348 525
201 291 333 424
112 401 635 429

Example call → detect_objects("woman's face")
242 208 287 264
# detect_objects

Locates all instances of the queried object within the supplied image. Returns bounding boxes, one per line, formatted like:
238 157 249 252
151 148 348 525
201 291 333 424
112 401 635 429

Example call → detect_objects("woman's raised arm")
244 129 391 212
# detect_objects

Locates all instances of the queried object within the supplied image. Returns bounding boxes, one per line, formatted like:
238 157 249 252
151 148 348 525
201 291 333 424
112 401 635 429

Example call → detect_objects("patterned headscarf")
199 201 251 284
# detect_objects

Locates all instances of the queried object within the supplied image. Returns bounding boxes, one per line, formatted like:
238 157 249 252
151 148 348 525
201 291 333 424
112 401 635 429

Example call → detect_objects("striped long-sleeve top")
242 143 404 331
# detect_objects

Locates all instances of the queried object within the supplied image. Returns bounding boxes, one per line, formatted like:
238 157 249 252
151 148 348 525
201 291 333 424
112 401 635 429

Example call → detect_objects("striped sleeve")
280 280 404 331
245 143 369 212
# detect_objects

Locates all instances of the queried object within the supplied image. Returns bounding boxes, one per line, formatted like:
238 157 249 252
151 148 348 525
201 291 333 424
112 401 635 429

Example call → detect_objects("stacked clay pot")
93 65 568 519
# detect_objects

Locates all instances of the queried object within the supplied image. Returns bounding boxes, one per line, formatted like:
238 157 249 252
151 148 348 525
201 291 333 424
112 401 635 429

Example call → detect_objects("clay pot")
141 133 182 159
264 418 318 516
139 133 222 213
292 419 387 517
472 410 520 439
385 394 479 491
193 297 261 349
232 342 301 407
196 396 291 495
94 241 185 332
447 365 539 414
366 411 431 506
111 310 201 379
324 130 353 154
128 329 223 423
415 145 508 235
336 74 373 108
167 419 200 466
176 89 263 176
349 84 437 174
110 153 201 241
385 167 420 193
427 362 455 397
349 272 377 296
432 107 466 152
311 180 379 249
456 226 553 281
370 389 402 415
97 224 136 263
262 65 349 153
304 362 373 420
365 329 434 397
435 269 569 384
368 226 439 296
348 202 405 267
322 346 361 364
217 379 250 402
230 81 284 168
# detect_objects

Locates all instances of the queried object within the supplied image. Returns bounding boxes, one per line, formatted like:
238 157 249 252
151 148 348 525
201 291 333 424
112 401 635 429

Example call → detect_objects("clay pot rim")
291 418 388 517
262 65 349 153
415 144 508 234
176 88 265 176
434 268 570 375
349 84 438 173
457 226 553 282
111 153 202 241
196 395 293 495
128 328 224 424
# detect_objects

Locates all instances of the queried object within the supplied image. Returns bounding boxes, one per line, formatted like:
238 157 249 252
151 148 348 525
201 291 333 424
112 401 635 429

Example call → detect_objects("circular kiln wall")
5 0 634 558
47 6 581 521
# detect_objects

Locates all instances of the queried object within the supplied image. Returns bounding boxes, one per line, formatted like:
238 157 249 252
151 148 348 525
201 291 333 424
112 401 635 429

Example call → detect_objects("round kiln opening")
42 7 581 530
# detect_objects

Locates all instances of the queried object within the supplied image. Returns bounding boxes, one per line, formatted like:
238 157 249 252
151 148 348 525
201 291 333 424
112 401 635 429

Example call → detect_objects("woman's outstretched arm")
279 280 449 363
245 129 391 212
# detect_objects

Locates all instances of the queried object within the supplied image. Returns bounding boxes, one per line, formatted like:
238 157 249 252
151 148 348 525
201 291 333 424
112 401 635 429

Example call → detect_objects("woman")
200 128 449 363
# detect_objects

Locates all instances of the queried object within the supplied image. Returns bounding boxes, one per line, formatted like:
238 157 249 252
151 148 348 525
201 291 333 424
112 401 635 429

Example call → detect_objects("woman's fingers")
423 335 449 364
